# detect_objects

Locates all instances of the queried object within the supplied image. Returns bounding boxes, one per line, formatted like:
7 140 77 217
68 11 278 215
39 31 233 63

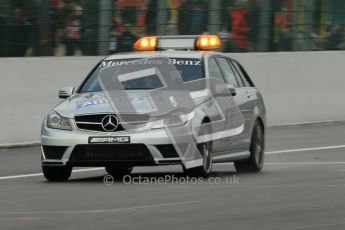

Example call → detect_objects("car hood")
54 90 210 118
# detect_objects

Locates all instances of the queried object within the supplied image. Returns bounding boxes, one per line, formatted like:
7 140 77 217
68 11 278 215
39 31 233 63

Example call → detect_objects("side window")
231 61 252 87
208 57 224 81
215 57 239 88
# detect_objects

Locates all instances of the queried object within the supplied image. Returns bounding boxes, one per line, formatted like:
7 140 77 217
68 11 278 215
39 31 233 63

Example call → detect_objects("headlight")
150 111 195 129
46 111 72 130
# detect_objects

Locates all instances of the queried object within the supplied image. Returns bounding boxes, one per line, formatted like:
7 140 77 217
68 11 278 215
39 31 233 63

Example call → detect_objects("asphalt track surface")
0 122 345 230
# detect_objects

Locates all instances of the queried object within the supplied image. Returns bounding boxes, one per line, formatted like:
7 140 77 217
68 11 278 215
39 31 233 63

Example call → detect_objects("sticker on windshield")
76 98 108 109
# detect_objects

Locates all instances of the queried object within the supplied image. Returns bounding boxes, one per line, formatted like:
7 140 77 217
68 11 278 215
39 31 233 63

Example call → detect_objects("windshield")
78 58 203 93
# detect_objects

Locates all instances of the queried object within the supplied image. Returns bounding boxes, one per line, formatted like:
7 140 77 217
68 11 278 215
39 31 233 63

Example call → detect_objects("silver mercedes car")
41 35 266 181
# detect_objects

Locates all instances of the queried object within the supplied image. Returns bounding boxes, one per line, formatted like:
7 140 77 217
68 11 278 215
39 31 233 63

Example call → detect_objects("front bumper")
41 119 187 166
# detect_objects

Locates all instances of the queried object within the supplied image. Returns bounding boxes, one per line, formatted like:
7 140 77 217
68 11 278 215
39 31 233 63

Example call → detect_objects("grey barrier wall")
0 52 344 144
0 57 100 144
234 51 345 126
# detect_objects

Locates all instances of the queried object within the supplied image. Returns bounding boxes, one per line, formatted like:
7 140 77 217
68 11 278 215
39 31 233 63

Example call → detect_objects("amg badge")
88 136 130 144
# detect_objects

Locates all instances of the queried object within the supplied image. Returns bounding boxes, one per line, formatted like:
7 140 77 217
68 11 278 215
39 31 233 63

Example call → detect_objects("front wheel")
234 121 265 173
185 141 213 178
42 165 72 182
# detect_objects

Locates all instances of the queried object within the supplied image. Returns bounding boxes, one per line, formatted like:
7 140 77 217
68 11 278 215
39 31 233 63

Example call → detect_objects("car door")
207 57 232 155
214 56 251 152
228 59 257 150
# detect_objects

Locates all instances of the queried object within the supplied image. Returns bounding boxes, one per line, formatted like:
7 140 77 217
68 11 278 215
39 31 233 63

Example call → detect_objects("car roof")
104 51 230 61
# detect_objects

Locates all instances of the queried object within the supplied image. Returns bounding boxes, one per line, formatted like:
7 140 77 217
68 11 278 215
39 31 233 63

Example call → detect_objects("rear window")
79 58 203 93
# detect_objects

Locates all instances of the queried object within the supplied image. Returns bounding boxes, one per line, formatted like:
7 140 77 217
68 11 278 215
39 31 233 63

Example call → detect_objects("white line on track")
216 161 345 166
0 200 200 215
266 145 345 154
280 220 345 230
336 169 345 171
0 168 104 180
265 162 345 165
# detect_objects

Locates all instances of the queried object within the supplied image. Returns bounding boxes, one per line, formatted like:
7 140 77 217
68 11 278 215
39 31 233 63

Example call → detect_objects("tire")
105 165 132 179
185 141 213 178
234 121 265 173
42 165 72 182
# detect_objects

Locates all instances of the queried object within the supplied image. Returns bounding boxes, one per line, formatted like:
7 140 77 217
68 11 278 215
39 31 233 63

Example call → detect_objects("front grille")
74 114 149 132
42 146 67 159
156 145 179 158
69 144 153 162
75 114 108 123
75 123 125 132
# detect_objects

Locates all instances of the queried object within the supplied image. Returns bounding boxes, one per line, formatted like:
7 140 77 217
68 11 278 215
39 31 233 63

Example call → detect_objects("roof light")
133 35 221 51
134 36 157 51
195 35 221 50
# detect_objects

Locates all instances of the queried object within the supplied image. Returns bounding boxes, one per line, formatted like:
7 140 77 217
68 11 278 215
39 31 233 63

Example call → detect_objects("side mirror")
214 85 237 97
228 86 236 96
59 86 75 99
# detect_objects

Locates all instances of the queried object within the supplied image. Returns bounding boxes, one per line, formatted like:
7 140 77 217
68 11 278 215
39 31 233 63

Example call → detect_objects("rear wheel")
42 165 72 182
185 141 213 178
234 121 265 173
105 165 132 179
